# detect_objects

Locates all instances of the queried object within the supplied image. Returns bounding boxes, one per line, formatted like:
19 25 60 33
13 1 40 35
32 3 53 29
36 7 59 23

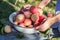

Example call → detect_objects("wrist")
56 14 60 21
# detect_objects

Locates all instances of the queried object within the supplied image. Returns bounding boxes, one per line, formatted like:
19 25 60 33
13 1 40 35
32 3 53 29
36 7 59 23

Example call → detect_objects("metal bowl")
9 12 39 34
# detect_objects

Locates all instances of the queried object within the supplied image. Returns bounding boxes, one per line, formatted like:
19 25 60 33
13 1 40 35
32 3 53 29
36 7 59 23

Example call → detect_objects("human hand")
35 15 59 32
35 18 52 32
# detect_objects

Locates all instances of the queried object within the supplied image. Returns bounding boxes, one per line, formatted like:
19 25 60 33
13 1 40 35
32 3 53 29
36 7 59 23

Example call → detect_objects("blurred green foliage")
0 0 57 23
9 0 57 15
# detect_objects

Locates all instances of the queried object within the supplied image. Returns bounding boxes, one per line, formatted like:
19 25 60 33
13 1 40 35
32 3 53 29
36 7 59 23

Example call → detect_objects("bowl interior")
9 12 34 28
9 12 39 34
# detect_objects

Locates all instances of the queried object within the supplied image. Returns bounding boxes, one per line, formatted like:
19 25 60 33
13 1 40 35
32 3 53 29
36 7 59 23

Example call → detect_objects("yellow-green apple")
4 25 12 33
31 14 39 22
16 14 25 23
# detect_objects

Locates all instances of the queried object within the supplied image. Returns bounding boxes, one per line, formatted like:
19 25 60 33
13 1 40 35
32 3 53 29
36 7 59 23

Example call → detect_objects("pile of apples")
14 6 45 28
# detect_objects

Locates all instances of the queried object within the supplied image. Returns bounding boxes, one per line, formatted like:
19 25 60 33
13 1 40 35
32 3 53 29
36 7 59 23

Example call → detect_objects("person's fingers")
39 23 50 32
35 26 40 30
37 8 43 15
35 18 51 32
39 16 58 32
56 14 60 20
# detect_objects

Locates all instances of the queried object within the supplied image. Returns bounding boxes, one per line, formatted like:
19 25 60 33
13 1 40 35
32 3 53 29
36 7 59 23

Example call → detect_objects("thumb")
35 25 41 30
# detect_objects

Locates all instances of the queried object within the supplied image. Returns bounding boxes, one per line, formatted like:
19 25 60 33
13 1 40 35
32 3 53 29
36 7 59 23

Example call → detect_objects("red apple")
28 25 33 28
30 6 43 16
16 14 25 23
34 16 45 26
19 23 26 27
34 20 40 26
24 19 32 26
24 11 32 18
39 16 45 23
30 6 41 17
30 6 39 14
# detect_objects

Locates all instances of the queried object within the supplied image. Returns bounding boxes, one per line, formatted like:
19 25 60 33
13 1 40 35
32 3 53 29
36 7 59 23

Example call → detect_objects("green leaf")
16 34 25 38
0 27 5 34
